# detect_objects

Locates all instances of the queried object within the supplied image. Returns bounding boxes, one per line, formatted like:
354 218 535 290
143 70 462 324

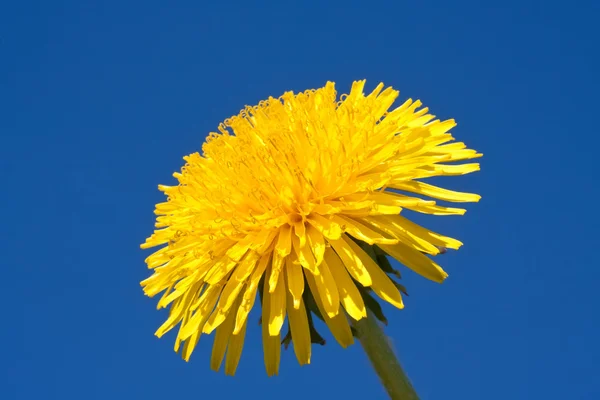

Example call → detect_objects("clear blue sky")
2 1 598 399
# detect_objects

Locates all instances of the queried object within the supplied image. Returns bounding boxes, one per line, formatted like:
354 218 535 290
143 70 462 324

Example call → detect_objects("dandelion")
141 80 481 379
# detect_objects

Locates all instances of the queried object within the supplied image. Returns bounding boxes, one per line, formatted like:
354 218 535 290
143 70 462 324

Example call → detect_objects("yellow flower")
141 80 481 376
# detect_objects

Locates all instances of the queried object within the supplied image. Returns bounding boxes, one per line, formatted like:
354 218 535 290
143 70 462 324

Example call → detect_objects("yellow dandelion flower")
141 80 481 376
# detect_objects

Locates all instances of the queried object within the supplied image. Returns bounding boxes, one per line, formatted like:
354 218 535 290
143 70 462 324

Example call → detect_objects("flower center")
288 213 303 224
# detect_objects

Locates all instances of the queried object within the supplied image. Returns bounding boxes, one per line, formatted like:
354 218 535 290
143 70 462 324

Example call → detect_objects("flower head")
141 80 481 375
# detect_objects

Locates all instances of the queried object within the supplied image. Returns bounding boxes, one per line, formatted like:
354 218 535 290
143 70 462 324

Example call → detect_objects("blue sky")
2 1 599 399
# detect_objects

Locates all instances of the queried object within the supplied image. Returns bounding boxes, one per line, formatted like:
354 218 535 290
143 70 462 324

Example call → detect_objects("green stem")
352 310 419 400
